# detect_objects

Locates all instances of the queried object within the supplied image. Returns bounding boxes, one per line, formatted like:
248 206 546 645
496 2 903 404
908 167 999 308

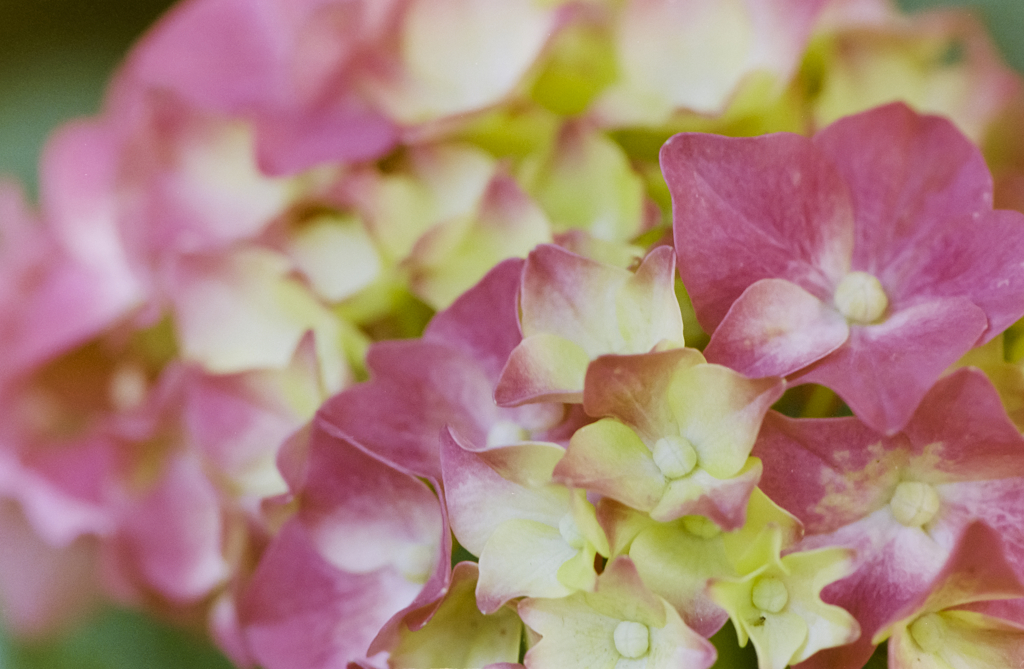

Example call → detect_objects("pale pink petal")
883 522 1024 630
519 244 682 357
367 0 558 124
596 0 825 122
441 428 568 557
0 502 100 638
704 278 849 378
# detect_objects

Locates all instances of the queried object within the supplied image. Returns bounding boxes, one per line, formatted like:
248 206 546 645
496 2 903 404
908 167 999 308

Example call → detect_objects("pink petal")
299 418 442 578
703 278 849 378
754 411 897 534
317 339 496 480
885 209 1024 344
441 428 567 557
798 297 987 435
883 522 1024 630
900 368 1024 481
812 102 997 275
108 453 230 603
0 503 100 638
662 130 855 330
253 98 398 174
424 258 525 383
239 519 420 669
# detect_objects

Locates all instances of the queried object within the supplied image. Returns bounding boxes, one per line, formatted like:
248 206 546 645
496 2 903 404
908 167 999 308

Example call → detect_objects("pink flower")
663 102 1024 434
753 368 1024 668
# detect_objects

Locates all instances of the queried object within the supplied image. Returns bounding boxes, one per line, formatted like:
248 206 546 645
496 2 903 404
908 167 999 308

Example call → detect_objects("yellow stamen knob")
652 435 699 479
613 620 649 659
890 481 940 527
751 576 789 613
834 271 888 324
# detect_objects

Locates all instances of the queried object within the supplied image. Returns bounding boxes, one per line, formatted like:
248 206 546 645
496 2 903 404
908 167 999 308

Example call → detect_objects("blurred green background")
0 0 1021 667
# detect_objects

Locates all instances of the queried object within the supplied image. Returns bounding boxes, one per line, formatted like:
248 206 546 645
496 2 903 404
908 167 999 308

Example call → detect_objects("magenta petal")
240 520 420 669
900 368 1024 481
884 207 1024 344
883 522 1024 631
662 130 854 330
799 297 987 435
704 278 849 378
424 258 525 383
813 102 996 274
317 339 497 479
754 411 894 535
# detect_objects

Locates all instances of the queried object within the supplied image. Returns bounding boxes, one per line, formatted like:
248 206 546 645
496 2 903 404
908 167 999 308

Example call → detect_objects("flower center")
486 420 529 447
834 271 888 324
652 435 698 479
682 515 721 539
751 576 789 613
889 481 940 527
558 512 586 550
909 613 944 654
613 620 650 659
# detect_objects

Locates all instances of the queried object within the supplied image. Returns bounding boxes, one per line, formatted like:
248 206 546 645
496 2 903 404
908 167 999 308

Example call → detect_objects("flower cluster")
3 0 1024 668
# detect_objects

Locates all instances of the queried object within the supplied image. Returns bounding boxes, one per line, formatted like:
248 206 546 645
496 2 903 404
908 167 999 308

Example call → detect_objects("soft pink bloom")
0 133 141 390
664 102 1024 434
753 368 1024 669
0 503 100 638
127 0 400 174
